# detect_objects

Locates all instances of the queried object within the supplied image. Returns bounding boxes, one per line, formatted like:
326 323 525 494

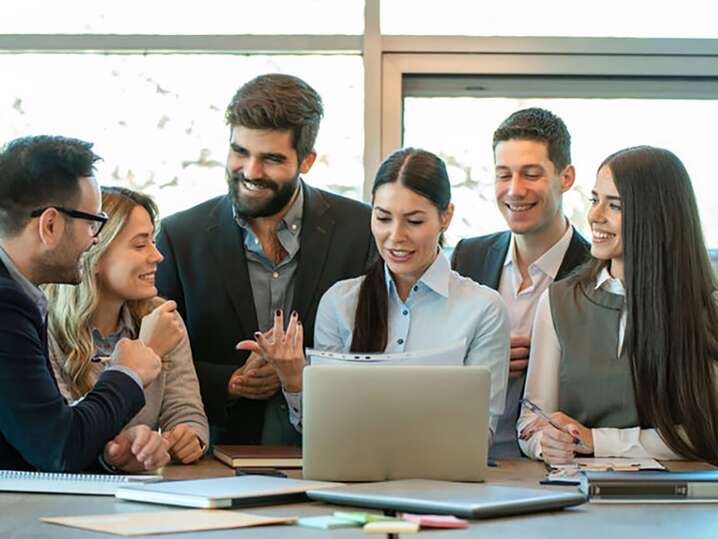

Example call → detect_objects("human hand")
103 425 170 472
139 300 185 357
538 411 594 464
509 335 531 379
112 338 162 388
236 309 305 393
164 424 204 464
227 352 281 399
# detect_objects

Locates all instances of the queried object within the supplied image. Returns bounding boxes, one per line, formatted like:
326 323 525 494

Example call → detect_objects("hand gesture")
139 300 185 358
236 309 305 393
163 424 204 464
227 351 281 400
112 338 162 388
103 425 170 472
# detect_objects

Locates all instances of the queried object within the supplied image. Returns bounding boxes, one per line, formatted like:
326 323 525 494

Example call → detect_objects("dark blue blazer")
451 228 590 291
0 260 145 471
156 184 374 444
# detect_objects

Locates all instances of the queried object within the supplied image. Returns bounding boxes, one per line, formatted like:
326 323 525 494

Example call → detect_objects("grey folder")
307 479 587 518
580 470 718 502
302 365 490 482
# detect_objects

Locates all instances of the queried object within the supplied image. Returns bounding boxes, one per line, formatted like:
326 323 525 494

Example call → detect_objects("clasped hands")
103 423 204 471
231 309 306 398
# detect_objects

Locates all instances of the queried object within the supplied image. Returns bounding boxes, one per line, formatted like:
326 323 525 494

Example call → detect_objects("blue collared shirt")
285 252 510 437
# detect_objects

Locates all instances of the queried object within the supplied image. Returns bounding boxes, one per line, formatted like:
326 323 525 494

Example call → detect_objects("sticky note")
333 511 397 524
364 521 419 534
402 513 469 528
297 516 361 529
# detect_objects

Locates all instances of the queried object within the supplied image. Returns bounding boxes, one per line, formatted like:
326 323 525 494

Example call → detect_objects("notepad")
544 458 665 485
0 469 161 496
306 339 465 366
363 521 419 534
115 475 340 509
212 445 302 468
297 515 361 529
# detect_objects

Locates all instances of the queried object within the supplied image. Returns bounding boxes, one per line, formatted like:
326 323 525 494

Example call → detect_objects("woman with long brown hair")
46 187 208 465
239 148 510 440
518 146 718 464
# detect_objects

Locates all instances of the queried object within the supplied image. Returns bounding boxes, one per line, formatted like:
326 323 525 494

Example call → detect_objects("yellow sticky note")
363 521 419 534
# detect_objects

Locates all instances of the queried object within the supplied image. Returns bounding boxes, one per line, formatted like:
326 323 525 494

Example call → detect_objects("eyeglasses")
30 206 109 237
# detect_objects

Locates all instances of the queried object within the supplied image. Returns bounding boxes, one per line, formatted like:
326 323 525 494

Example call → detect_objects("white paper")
306 339 466 367
545 458 665 484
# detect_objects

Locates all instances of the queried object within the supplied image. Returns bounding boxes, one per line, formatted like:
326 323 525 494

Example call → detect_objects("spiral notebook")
0 469 162 496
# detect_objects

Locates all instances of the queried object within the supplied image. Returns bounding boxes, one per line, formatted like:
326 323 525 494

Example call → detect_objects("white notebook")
306 339 465 366
115 475 340 509
0 469 162 496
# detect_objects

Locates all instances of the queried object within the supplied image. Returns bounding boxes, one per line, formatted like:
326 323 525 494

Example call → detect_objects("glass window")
0 54 364 218
3 0 364 35
403 96 718 251
382 0 718 38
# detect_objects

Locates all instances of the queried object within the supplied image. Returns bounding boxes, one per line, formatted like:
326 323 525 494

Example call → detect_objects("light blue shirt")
284 252 510 438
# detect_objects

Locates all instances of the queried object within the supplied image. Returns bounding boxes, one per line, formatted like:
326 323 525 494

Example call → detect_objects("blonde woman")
46 187 208 464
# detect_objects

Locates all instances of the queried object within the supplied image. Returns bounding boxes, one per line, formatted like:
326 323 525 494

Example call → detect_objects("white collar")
503 221 574 279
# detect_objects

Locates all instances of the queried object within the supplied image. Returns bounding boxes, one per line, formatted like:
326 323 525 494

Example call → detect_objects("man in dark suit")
156 74 373 445
0 135 168 471
452 108 590 457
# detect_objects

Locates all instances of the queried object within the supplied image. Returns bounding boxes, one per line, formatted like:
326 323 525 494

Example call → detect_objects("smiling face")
226 126 316 219
588 166 624 279
38 176 103 285
95 205 163 303
371 182 453 289
494 139 573 236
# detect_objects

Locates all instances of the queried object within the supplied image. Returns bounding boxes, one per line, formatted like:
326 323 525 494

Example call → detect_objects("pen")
520 398 590 450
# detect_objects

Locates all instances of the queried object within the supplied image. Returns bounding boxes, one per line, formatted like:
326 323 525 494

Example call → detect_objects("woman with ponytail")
518 146 718 464
239 148 510 440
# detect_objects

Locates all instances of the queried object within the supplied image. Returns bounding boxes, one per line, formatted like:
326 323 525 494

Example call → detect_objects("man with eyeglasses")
0 135 169 472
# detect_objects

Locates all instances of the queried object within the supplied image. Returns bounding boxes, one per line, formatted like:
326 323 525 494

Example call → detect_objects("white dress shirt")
493 224 573 452
518 267 686 460
284 252 510 437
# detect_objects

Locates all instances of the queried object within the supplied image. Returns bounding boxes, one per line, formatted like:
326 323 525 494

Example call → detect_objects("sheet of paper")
545 458 666 484
42 510 296 536
306 339 465 367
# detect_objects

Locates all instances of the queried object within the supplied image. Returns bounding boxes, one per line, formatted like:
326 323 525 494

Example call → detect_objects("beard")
227 169 300 220
34 230 86 285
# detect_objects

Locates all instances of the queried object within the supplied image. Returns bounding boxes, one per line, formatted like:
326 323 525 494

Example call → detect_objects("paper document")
544 458 666 484
42 510 296 536
306 340 465 367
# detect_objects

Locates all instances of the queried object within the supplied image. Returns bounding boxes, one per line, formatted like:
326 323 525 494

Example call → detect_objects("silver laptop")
302 365 490 482
306 479 587 518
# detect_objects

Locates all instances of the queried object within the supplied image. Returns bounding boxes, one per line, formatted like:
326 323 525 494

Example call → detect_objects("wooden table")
1 458 716 538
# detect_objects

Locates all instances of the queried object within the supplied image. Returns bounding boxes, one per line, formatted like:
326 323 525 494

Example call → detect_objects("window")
2 0 364 34
404 95 718 250
1 54 364 218
382 0 718 38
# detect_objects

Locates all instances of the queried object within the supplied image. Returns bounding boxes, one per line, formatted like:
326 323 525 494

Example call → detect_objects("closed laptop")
307 479 587 518
302 365 490 482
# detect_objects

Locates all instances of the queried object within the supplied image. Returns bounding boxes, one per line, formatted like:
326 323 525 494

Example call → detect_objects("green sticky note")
333 511 397 524
297 516 361 529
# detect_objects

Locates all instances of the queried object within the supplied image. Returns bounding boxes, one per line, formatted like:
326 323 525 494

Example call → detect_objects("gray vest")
549 278 640 428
